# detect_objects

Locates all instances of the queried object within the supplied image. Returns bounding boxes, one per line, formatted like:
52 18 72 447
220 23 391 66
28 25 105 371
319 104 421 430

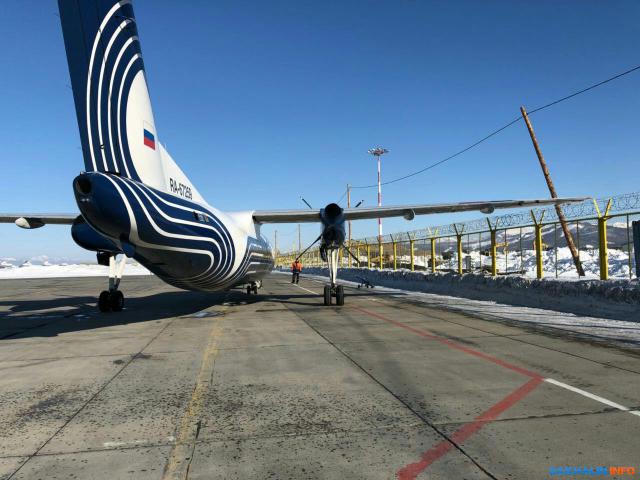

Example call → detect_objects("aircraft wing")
252 197 587 223
0 213 77 229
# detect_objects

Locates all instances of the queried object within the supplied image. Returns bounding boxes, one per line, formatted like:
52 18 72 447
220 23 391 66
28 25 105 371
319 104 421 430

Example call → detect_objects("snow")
437 247 633 279
0 257 151 279
374 221 637 280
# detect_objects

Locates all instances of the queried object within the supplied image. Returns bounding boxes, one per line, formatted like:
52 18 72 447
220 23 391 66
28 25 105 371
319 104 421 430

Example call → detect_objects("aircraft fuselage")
73 172 273 292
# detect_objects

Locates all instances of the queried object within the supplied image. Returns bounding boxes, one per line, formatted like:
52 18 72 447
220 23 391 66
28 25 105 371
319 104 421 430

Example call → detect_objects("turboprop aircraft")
0 0 585 311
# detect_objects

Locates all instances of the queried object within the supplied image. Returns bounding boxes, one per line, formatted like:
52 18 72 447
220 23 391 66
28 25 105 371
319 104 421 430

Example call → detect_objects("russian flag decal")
143 129 156 150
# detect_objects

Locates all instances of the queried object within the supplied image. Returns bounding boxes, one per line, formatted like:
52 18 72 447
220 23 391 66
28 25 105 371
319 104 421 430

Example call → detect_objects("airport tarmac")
1 273 639 479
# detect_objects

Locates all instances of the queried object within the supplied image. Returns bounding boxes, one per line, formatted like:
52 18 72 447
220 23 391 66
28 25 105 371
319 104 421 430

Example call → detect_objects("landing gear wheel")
252 285 258 294
247 285 252 295
98 291 111 312
323 285 332 306
109 290 124 312
336 285 345 306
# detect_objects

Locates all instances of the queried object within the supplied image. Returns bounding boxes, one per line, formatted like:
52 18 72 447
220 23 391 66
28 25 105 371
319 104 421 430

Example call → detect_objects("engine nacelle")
320 203 346 248
71 216 120 253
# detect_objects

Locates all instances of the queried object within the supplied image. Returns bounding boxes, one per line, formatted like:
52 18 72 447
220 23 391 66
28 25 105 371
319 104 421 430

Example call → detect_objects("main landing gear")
97 252 126 312
246 281 261 295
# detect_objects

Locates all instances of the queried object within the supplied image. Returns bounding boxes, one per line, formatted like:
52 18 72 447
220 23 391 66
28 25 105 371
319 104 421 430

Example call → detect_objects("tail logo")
143 128 156 150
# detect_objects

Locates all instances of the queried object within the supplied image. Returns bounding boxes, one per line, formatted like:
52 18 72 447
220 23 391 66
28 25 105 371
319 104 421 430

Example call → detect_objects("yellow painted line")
162 316 225 480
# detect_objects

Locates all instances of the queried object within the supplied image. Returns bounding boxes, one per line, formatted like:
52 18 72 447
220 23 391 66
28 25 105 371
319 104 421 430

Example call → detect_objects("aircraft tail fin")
58 0 167 190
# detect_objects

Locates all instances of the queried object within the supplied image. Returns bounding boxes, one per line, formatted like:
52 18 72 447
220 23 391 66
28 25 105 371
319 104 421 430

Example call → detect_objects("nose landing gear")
97 252 126 312
323 284 344 306
322 247 345 306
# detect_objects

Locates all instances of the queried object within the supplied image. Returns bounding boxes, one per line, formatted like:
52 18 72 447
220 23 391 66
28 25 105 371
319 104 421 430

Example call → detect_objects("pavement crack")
280 295 500 480
6 317 178 480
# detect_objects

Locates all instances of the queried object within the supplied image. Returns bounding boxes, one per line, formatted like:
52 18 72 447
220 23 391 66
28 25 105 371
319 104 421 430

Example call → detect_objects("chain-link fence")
276 194 640 280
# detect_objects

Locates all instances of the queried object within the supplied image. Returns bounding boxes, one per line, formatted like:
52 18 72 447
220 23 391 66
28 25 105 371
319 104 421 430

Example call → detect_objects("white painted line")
294 283 320 295
630 411 640 417
545 378 631 412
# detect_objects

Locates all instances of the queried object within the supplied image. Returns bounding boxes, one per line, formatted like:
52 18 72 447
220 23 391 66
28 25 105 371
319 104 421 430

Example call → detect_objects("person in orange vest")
291 259 303 284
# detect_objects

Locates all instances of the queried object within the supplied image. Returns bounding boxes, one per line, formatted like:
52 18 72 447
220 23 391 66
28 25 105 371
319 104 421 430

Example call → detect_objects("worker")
291 259 302 284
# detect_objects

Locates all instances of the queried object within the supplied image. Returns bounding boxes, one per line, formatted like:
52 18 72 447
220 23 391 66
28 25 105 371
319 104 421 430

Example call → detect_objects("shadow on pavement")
0 290 229 340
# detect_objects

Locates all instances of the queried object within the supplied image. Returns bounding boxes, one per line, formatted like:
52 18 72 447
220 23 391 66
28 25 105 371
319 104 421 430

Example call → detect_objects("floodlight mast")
368 147 388 241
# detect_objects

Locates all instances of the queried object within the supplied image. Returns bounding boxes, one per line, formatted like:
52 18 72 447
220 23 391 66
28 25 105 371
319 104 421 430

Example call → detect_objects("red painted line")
349 306 546 478
351 306 541 379
396 376 543 479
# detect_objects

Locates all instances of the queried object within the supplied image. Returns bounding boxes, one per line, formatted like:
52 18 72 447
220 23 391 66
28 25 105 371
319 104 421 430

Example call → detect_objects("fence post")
633 221 640 279
486 219 500 276
366 242 371 269
530 210 546 279
378 239 383 270
453 224 465 274
356 243 361 268
392 236 398 271
426 228 438 273
594 199 613 280
409 234 415 272
429 238 436 273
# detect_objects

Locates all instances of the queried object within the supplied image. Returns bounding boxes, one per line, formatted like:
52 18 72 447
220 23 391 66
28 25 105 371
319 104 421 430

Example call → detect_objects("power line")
527 63 640 115
336 188 348 204
351 62 640 189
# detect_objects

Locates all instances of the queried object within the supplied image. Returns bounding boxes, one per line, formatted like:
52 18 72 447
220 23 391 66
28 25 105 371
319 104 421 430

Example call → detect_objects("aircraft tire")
98 291 111 312
336 285 345 306
323 285 331 306
110 291 124 312
246 286 252 295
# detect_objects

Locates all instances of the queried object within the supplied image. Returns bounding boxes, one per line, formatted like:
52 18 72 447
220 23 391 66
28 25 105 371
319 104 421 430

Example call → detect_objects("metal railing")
276 193 640 280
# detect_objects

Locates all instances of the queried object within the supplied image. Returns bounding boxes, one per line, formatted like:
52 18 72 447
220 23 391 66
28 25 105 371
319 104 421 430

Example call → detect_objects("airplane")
0 0 585 311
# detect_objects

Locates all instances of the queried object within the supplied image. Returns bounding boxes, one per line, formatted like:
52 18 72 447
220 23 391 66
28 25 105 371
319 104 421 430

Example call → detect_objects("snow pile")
296 267 640 322
0 257 151 279
417 247 634 279
280 272 640 348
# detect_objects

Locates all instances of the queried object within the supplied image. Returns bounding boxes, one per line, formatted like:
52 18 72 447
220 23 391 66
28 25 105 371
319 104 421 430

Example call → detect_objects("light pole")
347 184 351 246
368 147 388 240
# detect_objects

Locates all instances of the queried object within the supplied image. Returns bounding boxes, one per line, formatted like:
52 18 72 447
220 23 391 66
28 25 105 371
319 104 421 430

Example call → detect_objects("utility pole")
347 184 351 247
520 106 585 276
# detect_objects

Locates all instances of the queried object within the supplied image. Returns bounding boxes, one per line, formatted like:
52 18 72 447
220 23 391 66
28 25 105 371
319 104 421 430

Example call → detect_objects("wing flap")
0 214 77 229
342 197 587 221
252 197 587 224
252 210 321 224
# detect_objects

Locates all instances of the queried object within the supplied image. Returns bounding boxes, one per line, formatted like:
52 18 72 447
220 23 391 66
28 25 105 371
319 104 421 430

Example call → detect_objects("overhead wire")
351 63 640 189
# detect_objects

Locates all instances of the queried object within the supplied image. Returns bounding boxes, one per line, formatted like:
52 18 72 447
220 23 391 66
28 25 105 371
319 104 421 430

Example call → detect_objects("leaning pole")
520 106 586 277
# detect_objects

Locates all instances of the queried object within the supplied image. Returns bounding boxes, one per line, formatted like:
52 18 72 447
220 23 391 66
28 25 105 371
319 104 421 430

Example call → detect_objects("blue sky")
1 0 639 260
